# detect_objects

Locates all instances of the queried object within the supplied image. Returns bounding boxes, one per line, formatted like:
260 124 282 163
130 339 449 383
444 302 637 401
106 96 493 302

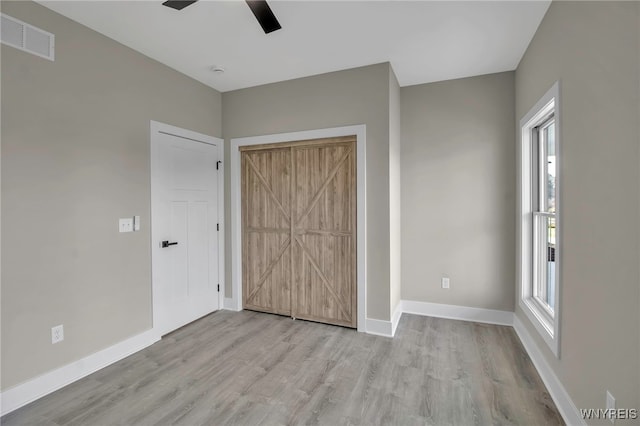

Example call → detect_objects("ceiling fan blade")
245 0 282 34
162 1 198 11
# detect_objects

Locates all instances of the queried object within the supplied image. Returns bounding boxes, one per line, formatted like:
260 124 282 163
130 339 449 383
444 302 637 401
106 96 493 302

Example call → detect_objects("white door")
151 123 222 336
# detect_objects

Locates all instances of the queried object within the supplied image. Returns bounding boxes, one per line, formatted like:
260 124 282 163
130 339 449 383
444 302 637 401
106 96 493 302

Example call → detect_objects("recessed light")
210 66 225 74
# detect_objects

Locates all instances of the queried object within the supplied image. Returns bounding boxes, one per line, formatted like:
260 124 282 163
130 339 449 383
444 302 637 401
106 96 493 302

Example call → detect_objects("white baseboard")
0 329 159 417
401 300 514 326
513 316 585 426
365 317 393 337
366 300 513 338
223 297 240 311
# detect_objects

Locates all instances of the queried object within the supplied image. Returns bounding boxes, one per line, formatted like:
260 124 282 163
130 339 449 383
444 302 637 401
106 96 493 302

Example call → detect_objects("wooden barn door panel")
241 137 356 328
292 141 356 328
242 148 291 315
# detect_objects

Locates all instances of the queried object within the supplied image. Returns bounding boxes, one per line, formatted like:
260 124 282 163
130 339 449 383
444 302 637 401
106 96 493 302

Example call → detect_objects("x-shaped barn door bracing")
243 145 353 321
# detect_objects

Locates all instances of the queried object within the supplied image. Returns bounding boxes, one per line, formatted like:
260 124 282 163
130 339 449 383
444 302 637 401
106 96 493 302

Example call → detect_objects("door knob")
161 240 178 248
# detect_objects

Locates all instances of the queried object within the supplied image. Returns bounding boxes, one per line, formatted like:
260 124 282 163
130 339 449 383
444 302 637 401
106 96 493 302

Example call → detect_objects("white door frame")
230 125 367 332
150 120 225 337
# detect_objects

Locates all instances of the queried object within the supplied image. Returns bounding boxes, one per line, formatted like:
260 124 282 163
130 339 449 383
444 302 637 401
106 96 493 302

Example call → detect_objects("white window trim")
518 81 561 357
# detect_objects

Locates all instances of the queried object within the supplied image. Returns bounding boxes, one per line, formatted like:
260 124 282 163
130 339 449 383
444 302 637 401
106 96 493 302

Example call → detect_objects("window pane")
545 122 556 213
546 216 555 311
533 213 555 315
533 214 547 301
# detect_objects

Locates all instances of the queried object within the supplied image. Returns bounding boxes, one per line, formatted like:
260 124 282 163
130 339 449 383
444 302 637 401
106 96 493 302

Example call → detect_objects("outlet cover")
442 277 450 289
119 218 133 233
51 324 64 344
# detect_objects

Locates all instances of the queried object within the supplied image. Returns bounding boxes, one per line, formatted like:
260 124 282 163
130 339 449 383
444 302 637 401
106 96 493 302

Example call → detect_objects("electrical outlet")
51 325 64 344
442 276 450 289
606 391 615 424
119 218 133 233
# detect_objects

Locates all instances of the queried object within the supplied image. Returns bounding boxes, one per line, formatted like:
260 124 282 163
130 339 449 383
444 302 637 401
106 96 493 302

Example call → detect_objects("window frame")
518 81 561 357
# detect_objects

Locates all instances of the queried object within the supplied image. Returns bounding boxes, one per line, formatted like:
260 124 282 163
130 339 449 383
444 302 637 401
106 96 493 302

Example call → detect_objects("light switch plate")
119 218 133 233
133 215 141 231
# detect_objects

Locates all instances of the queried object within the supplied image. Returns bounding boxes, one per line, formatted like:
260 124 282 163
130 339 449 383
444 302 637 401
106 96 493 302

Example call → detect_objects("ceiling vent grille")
1 13 54 61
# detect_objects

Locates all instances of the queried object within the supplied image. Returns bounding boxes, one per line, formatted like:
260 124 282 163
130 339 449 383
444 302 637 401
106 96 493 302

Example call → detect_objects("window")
519 82 561 356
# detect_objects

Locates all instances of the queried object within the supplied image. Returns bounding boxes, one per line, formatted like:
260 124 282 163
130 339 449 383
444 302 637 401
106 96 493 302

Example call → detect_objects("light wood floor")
2 311 563 425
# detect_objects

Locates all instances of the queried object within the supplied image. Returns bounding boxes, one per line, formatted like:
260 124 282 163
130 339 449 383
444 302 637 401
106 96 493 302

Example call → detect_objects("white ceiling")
37 0 550 93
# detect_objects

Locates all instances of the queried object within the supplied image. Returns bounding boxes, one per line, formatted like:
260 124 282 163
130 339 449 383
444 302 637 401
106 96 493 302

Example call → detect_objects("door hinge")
216 223 219 231
216 161 221 170
217 284 220 292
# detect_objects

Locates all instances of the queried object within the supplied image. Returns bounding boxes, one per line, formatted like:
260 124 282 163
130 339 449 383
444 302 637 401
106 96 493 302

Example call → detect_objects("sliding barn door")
242 148 292 315
241 137 356 328
292 141 356 327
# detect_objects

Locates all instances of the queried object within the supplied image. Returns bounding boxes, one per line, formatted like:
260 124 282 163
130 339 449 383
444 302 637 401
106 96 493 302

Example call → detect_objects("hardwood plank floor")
2 311 563 425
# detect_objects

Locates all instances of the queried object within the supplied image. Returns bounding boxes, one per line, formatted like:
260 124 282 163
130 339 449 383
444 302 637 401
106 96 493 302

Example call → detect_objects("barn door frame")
230 125 367 332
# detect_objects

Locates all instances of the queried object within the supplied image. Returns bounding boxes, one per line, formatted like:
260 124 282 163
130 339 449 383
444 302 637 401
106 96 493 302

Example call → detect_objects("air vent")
1 13 54 61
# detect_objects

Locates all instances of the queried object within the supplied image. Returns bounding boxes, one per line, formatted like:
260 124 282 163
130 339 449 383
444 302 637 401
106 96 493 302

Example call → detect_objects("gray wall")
389 67 402 315
1 1 222 390
222 63 392 321
515 1 640 420
400 72 516 311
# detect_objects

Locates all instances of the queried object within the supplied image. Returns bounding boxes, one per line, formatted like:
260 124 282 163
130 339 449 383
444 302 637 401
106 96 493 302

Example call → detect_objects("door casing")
150 120 225 337
230 125 366 332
